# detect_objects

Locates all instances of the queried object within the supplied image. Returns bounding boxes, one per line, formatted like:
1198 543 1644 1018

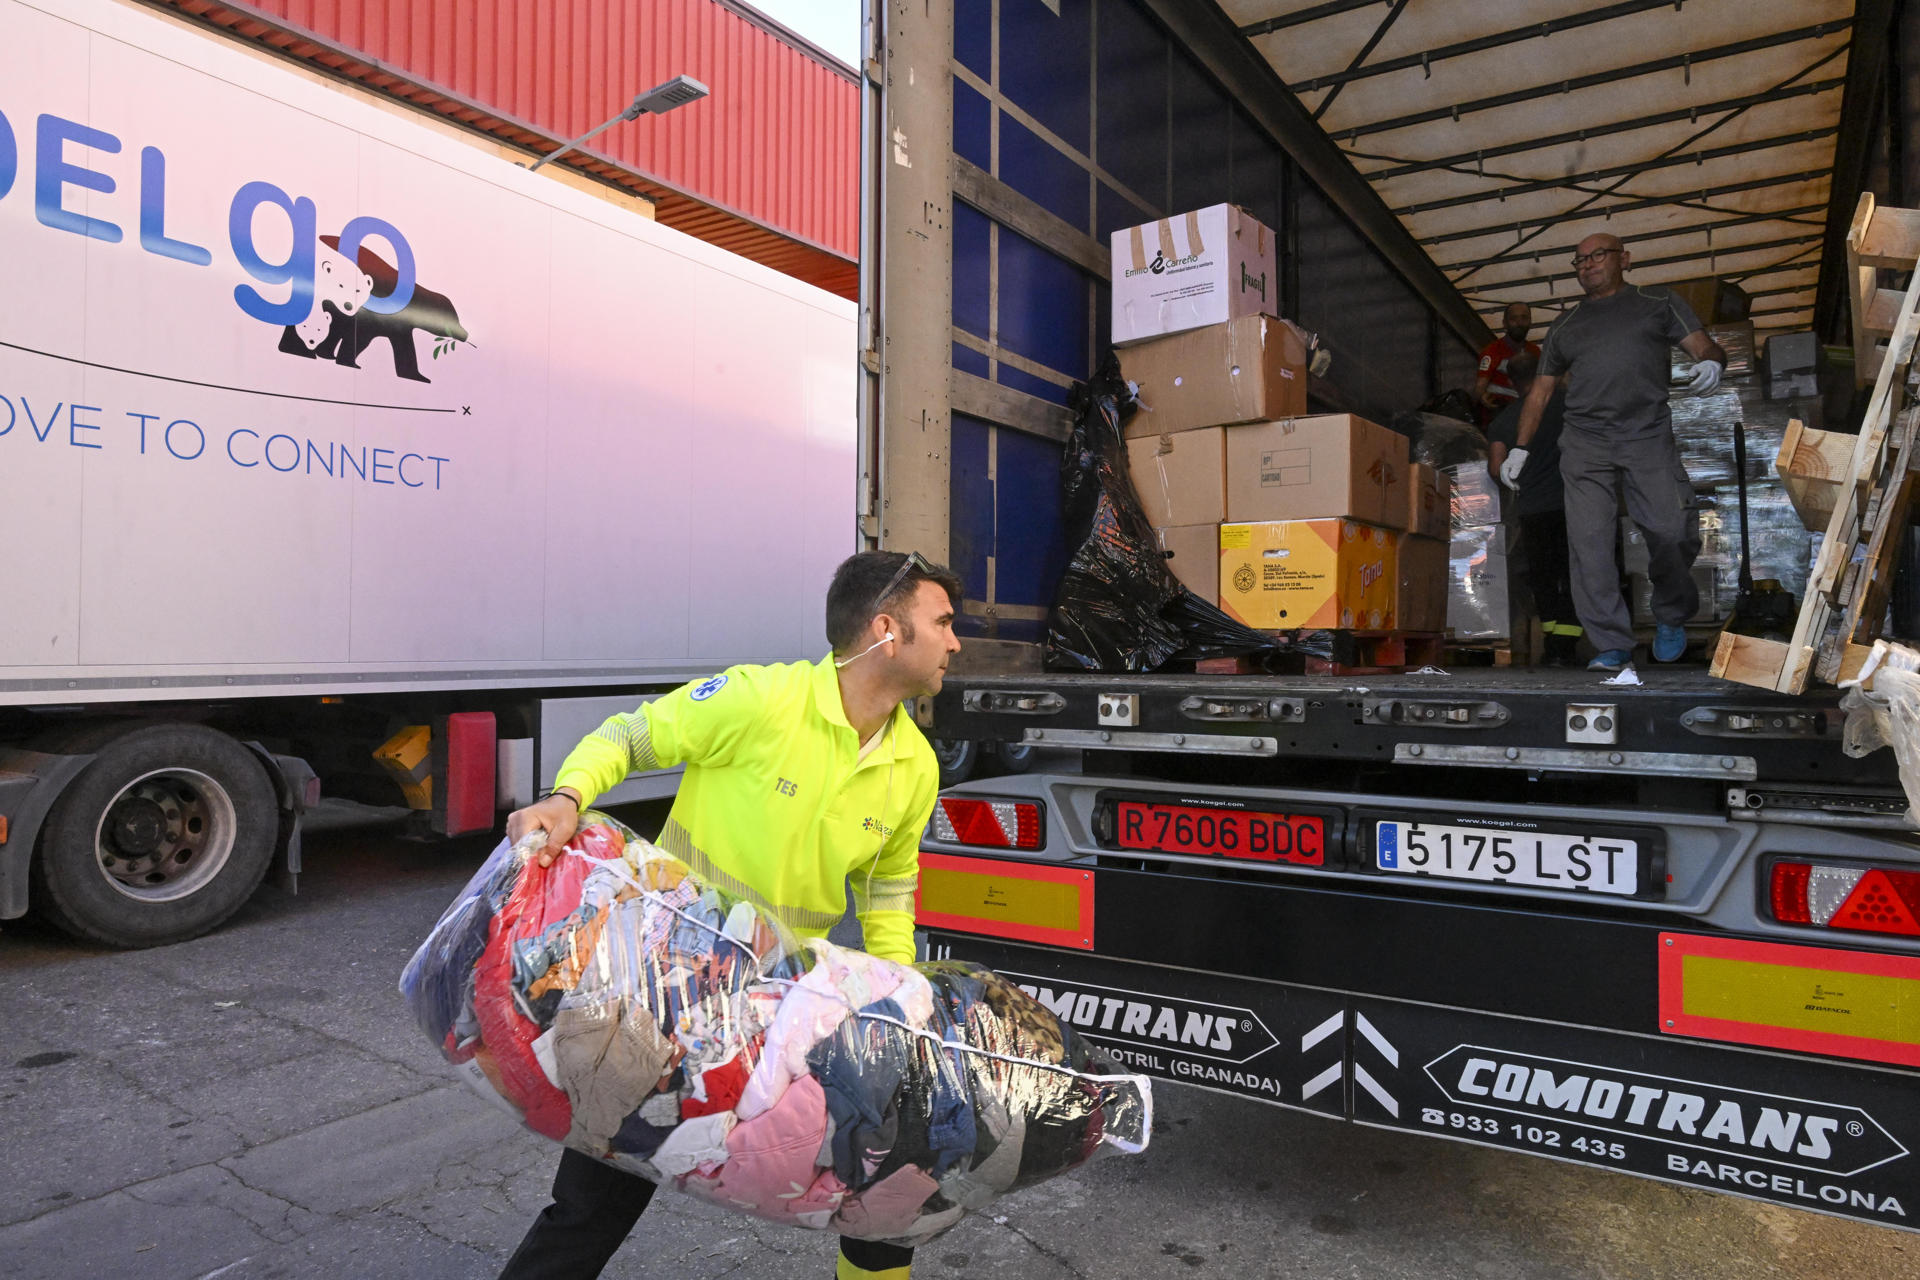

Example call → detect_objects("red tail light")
1768 861 1920 937
931 797 1044 850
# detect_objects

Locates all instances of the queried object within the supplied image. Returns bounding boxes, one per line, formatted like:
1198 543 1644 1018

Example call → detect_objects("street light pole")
526 74 711 173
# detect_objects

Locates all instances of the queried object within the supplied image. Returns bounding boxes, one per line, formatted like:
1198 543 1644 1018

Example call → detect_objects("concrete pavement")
2 800 1915 1279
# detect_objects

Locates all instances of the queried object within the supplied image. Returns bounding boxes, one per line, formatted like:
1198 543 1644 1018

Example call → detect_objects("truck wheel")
30 725 278 948
993 741 1039 773
932 738 979 788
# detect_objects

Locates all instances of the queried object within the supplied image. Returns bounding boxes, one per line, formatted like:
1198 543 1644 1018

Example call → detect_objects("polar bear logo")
278 234 470 383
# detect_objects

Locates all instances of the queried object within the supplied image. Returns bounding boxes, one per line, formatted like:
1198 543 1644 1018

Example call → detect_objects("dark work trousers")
1558 429 1701 655
1518 508 1578 635
499 1148 916 1278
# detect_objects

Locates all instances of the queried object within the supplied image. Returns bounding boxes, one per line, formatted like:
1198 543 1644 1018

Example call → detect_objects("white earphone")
834 631 895 668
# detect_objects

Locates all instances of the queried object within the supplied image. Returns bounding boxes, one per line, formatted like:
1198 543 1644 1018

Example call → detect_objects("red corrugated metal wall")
163 0 859 297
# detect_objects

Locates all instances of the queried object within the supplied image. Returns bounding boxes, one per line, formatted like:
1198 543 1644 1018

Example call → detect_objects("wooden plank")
1711 632 1790 688
950 369 1073 442
945 637 1045 676
1829 406 1920 675
952 157 1110 280
1848 193 1880 389
1865 287 1908 336
1778 250 1920 691
1775 418 1855 532
1855 205 1920 268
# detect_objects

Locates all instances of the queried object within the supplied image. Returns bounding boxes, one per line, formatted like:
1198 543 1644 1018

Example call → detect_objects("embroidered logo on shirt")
690 674 728 702
775 778 798 797
861 816 894 838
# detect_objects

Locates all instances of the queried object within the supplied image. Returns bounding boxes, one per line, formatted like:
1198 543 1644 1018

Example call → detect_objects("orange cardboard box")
1219 519 1398 631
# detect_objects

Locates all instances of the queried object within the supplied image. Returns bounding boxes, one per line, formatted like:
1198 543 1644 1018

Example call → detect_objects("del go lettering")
0 107 416 325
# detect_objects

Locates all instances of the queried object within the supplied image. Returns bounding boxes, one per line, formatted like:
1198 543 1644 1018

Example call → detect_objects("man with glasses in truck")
1503 232 1726 673
496 549 962 1280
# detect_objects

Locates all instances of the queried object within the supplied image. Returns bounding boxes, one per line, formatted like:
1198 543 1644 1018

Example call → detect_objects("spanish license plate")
1111 799 1326 865
1373 819 1639 894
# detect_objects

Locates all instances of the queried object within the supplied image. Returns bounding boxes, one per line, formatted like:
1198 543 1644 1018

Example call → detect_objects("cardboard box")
1219 519 1397 631
1405 463 1451 540
1120 316 1308 437
1667 276 1751 325
1126 428 1226 527
1448 526 1509 641
1153 524 1220 601
1395 534 1449 633
1111 203 1277 345
1225 414 1408 529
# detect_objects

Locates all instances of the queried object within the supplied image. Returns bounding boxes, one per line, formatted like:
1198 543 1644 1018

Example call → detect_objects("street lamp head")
624 75 711 120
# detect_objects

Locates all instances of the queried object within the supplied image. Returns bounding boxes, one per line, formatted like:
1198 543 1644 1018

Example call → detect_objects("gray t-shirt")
1539 284 1702 441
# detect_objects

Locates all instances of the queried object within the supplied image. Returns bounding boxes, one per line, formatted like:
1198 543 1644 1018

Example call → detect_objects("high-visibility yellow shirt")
553 656 937 964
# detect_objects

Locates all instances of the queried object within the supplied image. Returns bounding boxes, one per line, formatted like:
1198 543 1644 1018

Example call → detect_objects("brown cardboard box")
1153 524 1220 601
1118 315 1308 438
1127 428 1226 527
1219 519 1398 630
1395 534 1449 633
1405 463 1451 540
1225 414 1409 529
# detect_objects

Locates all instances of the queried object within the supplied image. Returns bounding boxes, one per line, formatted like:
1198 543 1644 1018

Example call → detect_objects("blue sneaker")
1653 624 1686 663
1587 648 1633 672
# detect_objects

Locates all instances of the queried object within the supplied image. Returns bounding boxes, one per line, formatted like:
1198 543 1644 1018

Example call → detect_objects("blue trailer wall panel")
1096 0 1169 209
1001 0 1092 152
1170 49 1232 215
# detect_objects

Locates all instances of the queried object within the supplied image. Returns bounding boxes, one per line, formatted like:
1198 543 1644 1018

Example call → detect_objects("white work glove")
1499 447 1529 491
1686 358 1723 395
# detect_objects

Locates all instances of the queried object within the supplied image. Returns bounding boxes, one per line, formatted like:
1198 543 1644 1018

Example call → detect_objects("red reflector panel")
1768 860 1920 938
1831 869 1920 936
931 798 1043 851
1769 861 1812 924
1113 800 1325 865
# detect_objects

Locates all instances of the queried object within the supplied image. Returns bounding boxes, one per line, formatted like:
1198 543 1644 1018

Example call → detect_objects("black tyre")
992 740 1039 773
932 737 980 788
30 724 278 948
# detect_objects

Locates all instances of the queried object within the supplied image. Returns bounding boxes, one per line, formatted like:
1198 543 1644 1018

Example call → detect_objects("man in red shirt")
1474 302 1540 419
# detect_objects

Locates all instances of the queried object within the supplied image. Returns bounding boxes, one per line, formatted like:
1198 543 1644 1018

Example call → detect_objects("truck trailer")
864 0 1920 1233
0 0 856 947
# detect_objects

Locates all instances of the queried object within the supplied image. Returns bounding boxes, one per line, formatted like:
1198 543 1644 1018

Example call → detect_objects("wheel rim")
92 768 238 903
933 739 973 769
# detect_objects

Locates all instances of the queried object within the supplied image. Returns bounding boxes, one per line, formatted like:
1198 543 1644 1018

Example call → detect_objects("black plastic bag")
1044 358 1271 671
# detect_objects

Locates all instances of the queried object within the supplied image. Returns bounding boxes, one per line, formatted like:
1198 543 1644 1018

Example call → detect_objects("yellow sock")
836 1257 911 1280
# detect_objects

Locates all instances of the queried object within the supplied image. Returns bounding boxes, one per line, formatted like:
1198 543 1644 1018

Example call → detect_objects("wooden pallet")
1195 631 1446 676
1713 195 1920 694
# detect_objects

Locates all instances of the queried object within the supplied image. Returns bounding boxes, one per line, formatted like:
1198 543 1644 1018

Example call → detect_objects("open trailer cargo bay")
860 0 1920 1231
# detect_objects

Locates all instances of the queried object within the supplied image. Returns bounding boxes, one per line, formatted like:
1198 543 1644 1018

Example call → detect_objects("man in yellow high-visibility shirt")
496 550 961 1280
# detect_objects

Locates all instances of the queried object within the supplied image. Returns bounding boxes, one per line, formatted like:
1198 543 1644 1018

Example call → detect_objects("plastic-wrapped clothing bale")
1446 461 1501 533
1448 525 1509 640
1840 642 1920 824
1670 322 1756 381
1667 380 1811 488
400 815 1152 1247
1691 484 1813 610
1396 412 1489 471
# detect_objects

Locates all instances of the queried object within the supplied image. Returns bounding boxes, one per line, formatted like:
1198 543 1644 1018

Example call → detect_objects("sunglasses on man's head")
874 551 935 611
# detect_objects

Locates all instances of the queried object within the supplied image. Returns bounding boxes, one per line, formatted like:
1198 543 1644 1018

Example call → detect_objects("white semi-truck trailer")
0 0 856 947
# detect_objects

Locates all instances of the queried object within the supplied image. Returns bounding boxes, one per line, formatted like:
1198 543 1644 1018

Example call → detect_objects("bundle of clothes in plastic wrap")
400 815 1151 1246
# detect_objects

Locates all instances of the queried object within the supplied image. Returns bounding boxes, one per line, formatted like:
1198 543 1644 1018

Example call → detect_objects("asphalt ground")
1 799 1915 1280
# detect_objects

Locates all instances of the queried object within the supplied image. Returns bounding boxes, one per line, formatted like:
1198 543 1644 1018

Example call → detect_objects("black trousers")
499 1147 915 1277
1518 508 1578 631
